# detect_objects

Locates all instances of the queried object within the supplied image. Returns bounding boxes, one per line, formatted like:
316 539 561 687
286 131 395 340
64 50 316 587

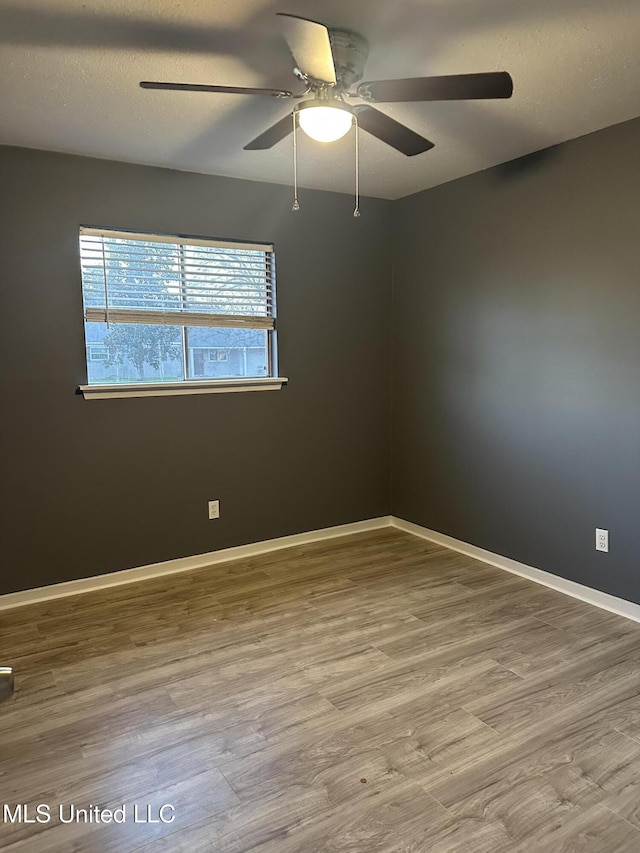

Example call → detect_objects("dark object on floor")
0 666 14 702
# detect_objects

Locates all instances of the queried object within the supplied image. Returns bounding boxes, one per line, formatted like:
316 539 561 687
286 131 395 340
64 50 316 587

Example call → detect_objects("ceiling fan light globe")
298 106 354 142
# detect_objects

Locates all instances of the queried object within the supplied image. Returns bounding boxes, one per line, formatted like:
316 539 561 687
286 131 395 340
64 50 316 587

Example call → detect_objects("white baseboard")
0 517 393 611
3 513 639 625
391 516 640 624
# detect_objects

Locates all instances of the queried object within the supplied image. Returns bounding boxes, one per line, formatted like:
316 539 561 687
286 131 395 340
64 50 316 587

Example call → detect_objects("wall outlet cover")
596 528 609 552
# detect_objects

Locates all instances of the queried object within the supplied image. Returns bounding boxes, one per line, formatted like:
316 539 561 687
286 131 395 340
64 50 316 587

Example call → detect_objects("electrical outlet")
596 528 609 552
208 500 220 520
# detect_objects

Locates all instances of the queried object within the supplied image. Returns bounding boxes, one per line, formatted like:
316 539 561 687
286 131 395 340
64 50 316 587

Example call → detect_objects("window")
87 345 108 363
207 350 229 362
78 227 286 399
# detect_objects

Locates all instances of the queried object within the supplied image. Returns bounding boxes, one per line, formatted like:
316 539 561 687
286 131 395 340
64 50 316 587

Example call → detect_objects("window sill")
78 377 288 400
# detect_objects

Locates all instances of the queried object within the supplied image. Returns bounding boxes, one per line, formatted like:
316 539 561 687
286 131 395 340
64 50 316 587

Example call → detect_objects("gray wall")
3 118 639 602
392 117 640 603
0 146 392 594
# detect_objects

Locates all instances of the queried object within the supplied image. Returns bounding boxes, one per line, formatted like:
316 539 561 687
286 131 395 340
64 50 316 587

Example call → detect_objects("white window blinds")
80 228 276 330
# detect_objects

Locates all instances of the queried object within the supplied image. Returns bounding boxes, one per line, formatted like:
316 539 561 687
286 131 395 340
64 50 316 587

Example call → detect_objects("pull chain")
292 111 300 211
353 116 360 218
291 108 360 217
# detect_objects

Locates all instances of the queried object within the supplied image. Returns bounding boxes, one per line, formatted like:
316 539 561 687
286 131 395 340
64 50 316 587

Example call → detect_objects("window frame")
76 226 287 399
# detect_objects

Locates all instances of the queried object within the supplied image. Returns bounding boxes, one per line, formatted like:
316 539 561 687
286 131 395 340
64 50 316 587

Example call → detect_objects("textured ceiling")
1 0 638 199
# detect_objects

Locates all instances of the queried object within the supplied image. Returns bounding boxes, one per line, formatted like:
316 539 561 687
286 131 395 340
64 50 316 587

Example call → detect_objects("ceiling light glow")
298 105 354 143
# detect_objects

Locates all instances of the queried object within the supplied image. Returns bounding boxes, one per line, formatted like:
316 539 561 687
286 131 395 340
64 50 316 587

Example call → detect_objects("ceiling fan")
140 13 513 157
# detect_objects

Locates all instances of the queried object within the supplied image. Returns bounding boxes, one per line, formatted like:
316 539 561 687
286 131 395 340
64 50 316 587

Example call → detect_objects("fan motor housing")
328 29 369 90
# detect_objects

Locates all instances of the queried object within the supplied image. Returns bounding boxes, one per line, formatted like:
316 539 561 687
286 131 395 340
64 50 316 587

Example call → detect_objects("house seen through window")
79 228 276 385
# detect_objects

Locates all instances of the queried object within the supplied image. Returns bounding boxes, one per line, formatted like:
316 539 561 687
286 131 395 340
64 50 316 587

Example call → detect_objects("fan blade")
276 13 336 85
357 72 513 103
140 81 293 97
244 114 294 150
354 106 434 157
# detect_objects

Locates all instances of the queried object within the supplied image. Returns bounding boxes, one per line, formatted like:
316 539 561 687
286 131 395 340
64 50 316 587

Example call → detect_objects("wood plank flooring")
2 528 640 851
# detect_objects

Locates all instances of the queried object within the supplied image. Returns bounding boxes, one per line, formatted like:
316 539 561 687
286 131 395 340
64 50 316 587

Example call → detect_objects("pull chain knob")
292 111 300 212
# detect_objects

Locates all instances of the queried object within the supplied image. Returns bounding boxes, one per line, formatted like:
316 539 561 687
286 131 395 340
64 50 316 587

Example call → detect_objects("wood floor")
2 529 640 852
